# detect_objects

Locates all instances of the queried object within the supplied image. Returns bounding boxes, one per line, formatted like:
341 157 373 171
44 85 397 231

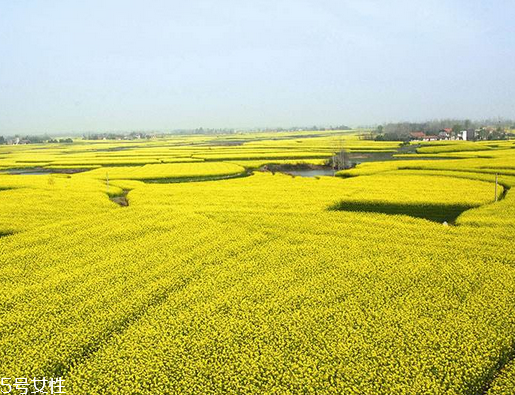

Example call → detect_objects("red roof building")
409 131 426 139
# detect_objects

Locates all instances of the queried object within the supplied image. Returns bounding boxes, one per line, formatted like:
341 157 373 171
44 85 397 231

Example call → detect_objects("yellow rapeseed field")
1 133 514 394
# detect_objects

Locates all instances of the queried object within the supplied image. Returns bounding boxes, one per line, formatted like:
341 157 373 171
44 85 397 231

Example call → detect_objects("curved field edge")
486 356 515 395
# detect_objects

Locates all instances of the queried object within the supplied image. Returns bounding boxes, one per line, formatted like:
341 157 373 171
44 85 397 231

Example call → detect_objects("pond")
1 168 89 175
3 169 54 175
285 168 335 177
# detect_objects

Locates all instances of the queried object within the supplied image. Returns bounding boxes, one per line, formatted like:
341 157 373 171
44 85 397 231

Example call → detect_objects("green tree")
451 124 463 137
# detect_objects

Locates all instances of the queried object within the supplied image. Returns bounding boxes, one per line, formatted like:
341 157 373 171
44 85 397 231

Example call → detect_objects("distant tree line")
48 138 73 143
258 125 351 132
0 135 74 145
83 131 155 140
82 125 353 139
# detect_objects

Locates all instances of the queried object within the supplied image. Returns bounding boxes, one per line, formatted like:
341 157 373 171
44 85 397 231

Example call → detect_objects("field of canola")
1 131 515 394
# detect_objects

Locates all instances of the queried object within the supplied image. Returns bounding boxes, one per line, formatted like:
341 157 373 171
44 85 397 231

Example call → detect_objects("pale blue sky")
0 0 514 134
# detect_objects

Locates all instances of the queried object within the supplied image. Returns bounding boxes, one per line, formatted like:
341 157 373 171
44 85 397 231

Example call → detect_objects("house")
438 128 452 140
462 130 475 141
409 131 426 140
7 137 20 145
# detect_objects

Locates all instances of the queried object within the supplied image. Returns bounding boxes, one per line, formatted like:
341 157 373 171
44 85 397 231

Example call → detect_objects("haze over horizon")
1 0 514 135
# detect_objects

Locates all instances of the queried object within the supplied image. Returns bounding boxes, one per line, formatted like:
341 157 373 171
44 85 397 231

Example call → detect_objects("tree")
451 124 463 137
489 127 506 140
331 138 350 170
0 136 5 144
332 149 350 170
477 128 488 140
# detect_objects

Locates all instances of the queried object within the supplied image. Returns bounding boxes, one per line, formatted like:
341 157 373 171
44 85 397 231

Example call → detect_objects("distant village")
408 127 499 142
366 119 514 142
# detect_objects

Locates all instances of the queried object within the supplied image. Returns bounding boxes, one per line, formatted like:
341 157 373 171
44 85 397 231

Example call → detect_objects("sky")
0 0 514 135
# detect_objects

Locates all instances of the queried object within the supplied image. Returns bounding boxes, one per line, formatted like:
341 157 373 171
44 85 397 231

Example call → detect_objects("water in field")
3 168 88 175
4 169 53 175
286 169 335 177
